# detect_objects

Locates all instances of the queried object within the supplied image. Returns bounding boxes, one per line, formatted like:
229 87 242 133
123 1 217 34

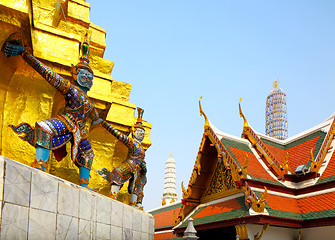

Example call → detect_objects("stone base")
0 156 154 239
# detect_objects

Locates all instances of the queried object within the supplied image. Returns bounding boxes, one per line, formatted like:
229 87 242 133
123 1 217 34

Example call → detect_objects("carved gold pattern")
204 158 236 197
310 148 317 172
254 224 269 240
239 153 248 180
181 182 187 197
252 187 267 213
235 225 249 240
282 152 289 175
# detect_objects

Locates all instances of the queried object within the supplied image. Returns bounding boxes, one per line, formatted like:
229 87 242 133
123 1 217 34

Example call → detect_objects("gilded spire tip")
273 76 279 89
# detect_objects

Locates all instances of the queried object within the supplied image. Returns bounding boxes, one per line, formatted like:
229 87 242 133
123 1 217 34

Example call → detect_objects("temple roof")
151 98 335 238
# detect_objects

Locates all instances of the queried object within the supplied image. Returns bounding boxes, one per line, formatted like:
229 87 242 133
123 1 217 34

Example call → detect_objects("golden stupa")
0 0 151 204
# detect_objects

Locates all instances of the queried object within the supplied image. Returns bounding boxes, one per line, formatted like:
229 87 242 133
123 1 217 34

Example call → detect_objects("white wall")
247 224 335 240
248 224 300 240
0 156 155 239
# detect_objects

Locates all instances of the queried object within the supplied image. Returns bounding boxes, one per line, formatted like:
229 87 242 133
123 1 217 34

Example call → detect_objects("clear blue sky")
89 0 335 211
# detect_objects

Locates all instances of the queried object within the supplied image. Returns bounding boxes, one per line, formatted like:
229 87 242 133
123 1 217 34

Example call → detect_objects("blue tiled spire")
265 78 287 140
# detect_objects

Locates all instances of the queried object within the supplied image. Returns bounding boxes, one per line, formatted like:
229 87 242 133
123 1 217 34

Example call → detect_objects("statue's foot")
31 159 47 172
109 192 118 200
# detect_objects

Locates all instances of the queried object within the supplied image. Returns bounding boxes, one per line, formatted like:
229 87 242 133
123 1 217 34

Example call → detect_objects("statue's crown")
134 107 144 129
74 33 93 74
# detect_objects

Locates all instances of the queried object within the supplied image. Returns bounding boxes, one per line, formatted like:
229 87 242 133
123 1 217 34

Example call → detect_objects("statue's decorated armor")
11 51 99 170
7 34 99 186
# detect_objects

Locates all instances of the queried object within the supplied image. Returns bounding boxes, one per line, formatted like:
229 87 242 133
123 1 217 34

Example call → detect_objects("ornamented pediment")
204 159 236 197
201 157 239 203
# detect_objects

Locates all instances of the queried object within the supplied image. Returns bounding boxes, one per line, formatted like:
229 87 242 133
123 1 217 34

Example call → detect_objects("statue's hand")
3 42 25 57
97 168 111 182
91 118 103 126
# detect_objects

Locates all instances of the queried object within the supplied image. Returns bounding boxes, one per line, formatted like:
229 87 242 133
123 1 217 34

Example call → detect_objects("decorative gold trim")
176 98 271 226
239 98 249 128
181 182 187 197
282 152 289 175
254 224 269 240
235 225 249 240
273 76 278 89
297 228 302 240
239 153 248 180
199 96 209 129
310 148 317 171
311 117 335 173
201 188 241 204
239 98 285 178
252 187 267 213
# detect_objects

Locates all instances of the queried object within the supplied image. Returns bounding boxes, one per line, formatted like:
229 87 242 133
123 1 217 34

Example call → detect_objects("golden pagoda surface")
0 0 151 204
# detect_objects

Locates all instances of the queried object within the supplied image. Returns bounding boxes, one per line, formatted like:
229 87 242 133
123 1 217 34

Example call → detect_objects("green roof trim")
266 208 303 220
249 176 284 186
261 131 326 152
149 202 183 215
177 197 248 228
260 138 286 150
220 137 252 168
316 175 335 185
221 137 252 153
286 131 326 150
302 209 335 220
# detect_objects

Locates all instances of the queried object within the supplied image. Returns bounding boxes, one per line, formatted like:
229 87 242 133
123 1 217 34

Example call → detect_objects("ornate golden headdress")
75 33 93 74
131 107 145 136
134 107 144 129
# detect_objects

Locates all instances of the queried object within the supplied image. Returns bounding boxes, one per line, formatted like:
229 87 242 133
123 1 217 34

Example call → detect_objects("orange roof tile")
154 208 179 228
319 151 335 180
264 143 287 165
266 191 335 215
298 192 335 213
193 199 241 219
266 194 300 213
286 136 320 172
228 146 275 181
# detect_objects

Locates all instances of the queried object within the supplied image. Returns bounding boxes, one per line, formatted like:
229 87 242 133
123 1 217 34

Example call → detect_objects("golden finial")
273 76 279 88
181 182 186 197
239 98 249 128
170 153 173 158
199 95 209 129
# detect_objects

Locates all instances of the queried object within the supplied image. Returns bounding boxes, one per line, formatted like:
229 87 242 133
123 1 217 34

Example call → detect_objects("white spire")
162 153 178 205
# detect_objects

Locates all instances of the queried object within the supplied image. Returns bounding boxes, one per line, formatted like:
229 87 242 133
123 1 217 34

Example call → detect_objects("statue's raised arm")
4 39 70 95
101 121 134 149
4 33 100 189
